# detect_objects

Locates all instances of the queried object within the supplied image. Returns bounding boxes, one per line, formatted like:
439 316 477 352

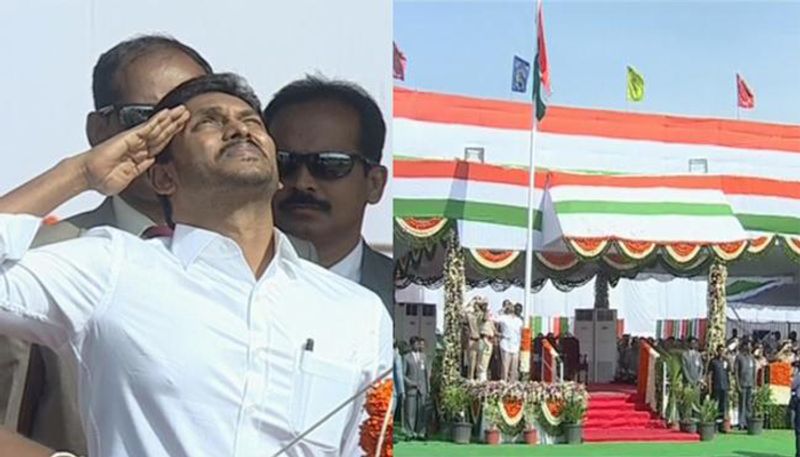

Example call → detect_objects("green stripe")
394 198 542 229
555 201 734 216
737 214 800 235
726 280 771 297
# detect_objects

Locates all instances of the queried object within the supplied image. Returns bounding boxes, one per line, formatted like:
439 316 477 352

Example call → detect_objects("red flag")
737 73 755 109
536 0 550 94
393 42 407 81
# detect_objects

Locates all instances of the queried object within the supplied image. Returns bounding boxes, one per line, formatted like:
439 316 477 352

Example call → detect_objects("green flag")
532 52 547 121
626 65 645 102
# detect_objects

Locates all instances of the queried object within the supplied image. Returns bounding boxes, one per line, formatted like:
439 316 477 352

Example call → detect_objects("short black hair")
153 72 261 165
262 75 386 163
92 34 213 110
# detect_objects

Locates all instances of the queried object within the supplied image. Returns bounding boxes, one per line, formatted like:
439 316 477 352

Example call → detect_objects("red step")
582 384 698 443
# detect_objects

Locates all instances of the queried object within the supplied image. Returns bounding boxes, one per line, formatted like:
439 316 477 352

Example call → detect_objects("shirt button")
244 404 258 416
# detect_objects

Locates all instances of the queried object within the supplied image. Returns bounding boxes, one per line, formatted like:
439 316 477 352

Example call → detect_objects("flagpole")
523 101 538 323
523 0 540 326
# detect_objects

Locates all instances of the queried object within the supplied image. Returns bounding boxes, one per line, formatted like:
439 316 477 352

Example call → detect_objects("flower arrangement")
360 379 393 457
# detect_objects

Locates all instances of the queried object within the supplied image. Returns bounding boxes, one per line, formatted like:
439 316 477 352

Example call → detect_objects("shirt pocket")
290 352 362 452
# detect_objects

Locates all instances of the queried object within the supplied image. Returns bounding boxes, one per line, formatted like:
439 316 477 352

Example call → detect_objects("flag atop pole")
737 73 755 109
626 65 645 102
393 41 407 81
532 52 547 121
536 0 551 95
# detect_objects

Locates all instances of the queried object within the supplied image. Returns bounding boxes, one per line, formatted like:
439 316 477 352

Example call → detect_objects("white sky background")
0 0 392 249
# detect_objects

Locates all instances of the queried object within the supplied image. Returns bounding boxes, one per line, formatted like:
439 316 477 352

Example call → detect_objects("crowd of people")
624 329 800 431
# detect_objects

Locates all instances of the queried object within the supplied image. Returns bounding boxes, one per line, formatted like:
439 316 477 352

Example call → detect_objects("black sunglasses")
277 150 377 180
96 104 155 129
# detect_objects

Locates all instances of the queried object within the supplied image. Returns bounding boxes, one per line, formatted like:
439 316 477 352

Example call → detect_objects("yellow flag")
627 65 645 102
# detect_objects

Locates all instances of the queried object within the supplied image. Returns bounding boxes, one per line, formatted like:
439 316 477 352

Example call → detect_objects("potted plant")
482 401 502 445
522 398 539 445
665 355 683 430
679 385 699 434
748 385 773 435
442 384 472 444
561 391 587 445
698 395 718 442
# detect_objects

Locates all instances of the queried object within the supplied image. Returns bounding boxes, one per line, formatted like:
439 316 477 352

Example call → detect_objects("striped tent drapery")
655 318 709 343
394 87 800 269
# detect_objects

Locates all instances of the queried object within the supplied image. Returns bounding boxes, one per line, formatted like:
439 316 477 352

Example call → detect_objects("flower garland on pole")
359 379 394 457
705 261 727 354
442 228 465 393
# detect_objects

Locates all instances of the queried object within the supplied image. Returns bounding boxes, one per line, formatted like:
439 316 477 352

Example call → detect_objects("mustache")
220 139 263 155
278 191 332 212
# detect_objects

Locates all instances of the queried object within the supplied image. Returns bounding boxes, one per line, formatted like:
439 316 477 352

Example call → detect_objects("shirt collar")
112 196 155 237
169 224 301 277
329 240 364 282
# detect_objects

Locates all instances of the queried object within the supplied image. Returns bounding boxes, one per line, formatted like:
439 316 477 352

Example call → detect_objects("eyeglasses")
96 104 155 129
277 150 377 180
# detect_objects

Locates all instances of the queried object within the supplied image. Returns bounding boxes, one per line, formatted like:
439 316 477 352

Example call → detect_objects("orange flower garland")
770 362 792 387
360 379 393 457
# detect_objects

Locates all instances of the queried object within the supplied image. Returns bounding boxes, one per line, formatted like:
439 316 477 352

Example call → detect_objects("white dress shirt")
111 196 155 237
498 315 523 354
0 214 391 457
329 241 363 283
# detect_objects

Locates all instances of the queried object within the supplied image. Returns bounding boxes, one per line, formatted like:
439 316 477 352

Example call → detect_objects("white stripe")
394 178 539 209
727 195 800 218
394 118 800 181
396 178 800 218
550 186 731 205
553 214 747 243
458 220 538 250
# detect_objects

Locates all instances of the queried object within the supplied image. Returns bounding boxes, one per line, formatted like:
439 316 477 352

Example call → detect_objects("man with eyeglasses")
264 77 392 315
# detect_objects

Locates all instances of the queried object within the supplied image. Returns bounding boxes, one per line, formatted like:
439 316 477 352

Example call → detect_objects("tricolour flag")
737 73 755 109
393 41 407 81
627 65 645 102
512 56 531 93
536 0 550 94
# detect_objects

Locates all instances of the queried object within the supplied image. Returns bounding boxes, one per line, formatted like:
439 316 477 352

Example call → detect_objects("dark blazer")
403 352 430 397
359 243 393 318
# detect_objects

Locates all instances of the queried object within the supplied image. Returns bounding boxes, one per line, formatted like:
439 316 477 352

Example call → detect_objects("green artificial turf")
394 430 796 457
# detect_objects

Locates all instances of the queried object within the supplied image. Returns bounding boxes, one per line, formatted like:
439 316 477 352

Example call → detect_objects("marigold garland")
770 362 791 387
359 379 393 457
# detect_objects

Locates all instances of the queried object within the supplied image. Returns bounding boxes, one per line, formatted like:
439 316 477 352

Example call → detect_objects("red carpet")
583 384 699 443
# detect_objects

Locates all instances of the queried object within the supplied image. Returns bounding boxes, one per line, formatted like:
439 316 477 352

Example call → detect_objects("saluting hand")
78 106 189 195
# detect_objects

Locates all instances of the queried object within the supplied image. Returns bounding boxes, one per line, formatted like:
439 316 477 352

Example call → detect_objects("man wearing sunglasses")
265 77 393 315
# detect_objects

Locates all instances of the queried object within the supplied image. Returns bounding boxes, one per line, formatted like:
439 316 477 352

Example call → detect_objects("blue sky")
394 0 800 124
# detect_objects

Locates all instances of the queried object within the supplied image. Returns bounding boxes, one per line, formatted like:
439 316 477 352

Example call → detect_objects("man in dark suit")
682 337 704 388
264 77 392 315
708 345 730 428
735 340 757 430
403 337 430 439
